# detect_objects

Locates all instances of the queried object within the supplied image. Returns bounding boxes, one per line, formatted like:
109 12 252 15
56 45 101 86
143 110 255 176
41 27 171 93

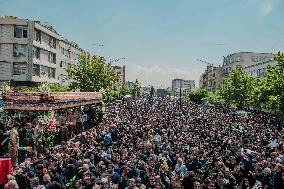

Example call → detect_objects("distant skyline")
1 0 284 88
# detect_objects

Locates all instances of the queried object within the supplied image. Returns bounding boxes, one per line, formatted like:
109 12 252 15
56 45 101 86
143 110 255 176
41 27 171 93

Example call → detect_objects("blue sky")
1 0 284 87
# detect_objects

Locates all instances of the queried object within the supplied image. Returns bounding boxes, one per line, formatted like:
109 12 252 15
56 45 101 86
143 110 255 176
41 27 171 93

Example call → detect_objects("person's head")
128 178 136 188
31 177 40 187
83 163 89 171
43 174 51 183
194 181 202 189
90 176 96 185
263 167 271 176
6 180 19 189
177 158 183 165
101 177 109 188
207 182 216 189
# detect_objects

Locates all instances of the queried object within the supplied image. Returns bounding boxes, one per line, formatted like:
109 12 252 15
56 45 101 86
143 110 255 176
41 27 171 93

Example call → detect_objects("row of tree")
188 52 284 117
18 52 142 103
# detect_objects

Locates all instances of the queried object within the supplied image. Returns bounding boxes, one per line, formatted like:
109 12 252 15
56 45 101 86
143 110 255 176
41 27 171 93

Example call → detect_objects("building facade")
172 79 195 97
172 79 195 92
112 65 125 86
223 52 276 78
0 16 83 87
199 66 223 92
156 89 168 98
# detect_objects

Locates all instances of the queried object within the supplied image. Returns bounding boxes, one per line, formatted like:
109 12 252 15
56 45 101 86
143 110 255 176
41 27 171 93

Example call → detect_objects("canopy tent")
2 92 103 110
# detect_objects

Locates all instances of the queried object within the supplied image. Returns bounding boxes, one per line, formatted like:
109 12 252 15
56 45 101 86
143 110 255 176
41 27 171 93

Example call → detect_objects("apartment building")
199 66 223 92
172 79 195 92
112 65 126 85
223 52 277 78
0 16 83 87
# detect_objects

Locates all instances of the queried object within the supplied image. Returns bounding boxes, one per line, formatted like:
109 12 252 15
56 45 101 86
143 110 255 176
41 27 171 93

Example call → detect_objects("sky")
1 0 284 88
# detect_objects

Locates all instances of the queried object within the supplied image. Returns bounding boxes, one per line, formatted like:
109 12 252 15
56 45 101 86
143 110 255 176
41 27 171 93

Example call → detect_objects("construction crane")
197 59 214 67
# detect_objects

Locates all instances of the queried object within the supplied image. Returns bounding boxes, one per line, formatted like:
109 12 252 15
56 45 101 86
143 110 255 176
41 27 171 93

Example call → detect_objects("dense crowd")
3 97 284 189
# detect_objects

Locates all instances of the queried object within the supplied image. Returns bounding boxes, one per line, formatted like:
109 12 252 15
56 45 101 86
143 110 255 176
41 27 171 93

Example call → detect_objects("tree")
254 52 284 116
187 89 208 104
131 79 141 97
119 84 131 97
203 91 224 107
66 52 119 100
219 65 256 109
19 83 69 92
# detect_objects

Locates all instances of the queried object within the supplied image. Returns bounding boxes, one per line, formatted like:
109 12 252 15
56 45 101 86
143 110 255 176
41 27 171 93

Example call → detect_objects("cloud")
126 64 203 88
260 1 273 16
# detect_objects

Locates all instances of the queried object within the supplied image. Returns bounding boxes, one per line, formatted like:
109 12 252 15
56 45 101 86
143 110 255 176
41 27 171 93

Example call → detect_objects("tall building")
223 52 277 78
199 65 223 92
0 16 83 87
156 89 167 98
172 79 195 97
112 65 125 86
172 79 195 92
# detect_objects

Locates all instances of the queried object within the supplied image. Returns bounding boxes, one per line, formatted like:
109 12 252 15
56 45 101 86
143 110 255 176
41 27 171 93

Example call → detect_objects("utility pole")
179 79 182 109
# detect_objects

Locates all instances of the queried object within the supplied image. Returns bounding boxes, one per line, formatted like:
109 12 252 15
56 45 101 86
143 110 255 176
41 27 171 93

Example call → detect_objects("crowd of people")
2 97 284 189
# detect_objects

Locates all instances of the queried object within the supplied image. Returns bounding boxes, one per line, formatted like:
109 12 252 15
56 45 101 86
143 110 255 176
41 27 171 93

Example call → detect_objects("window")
49 68 55 78
262 68 267 76
32 46 40 59
41 66 49 77
49 37 56 48
257 69 261 77
49 52 56 63
14 44 28 57
32 64 40 76
13 62 26 75
34 29 41 42
42 33 50 45
14 26 28 38
251 56 257 62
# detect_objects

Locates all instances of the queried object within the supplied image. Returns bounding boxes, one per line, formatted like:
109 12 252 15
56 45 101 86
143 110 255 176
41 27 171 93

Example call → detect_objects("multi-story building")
199 65 223 92
223 52 277 78
58 39 82 86
156 89 168 98
0 16 83 87
112 65 125 86
172 79 195 92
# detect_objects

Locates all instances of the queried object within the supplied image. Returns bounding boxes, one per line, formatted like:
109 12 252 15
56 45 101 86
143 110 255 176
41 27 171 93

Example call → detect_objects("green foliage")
1 81 11 93
202 91 225 106
66 53 119 94
119 84 131 97
130 79 141 97
19 83 69 93
187 89 208 104
253 52 284 115
219 65 256 109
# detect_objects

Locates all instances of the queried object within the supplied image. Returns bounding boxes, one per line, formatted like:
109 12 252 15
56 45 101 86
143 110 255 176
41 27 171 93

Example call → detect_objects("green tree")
131 79 141 97
119 84 131 97
19 83 69 92
219 65 256 109
187 89 208 104
254 52 284 115
202 91 224 106
66 52 119 99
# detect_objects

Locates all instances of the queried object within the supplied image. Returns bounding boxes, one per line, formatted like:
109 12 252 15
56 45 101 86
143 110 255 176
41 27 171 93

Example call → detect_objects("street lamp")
179 79 182 109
